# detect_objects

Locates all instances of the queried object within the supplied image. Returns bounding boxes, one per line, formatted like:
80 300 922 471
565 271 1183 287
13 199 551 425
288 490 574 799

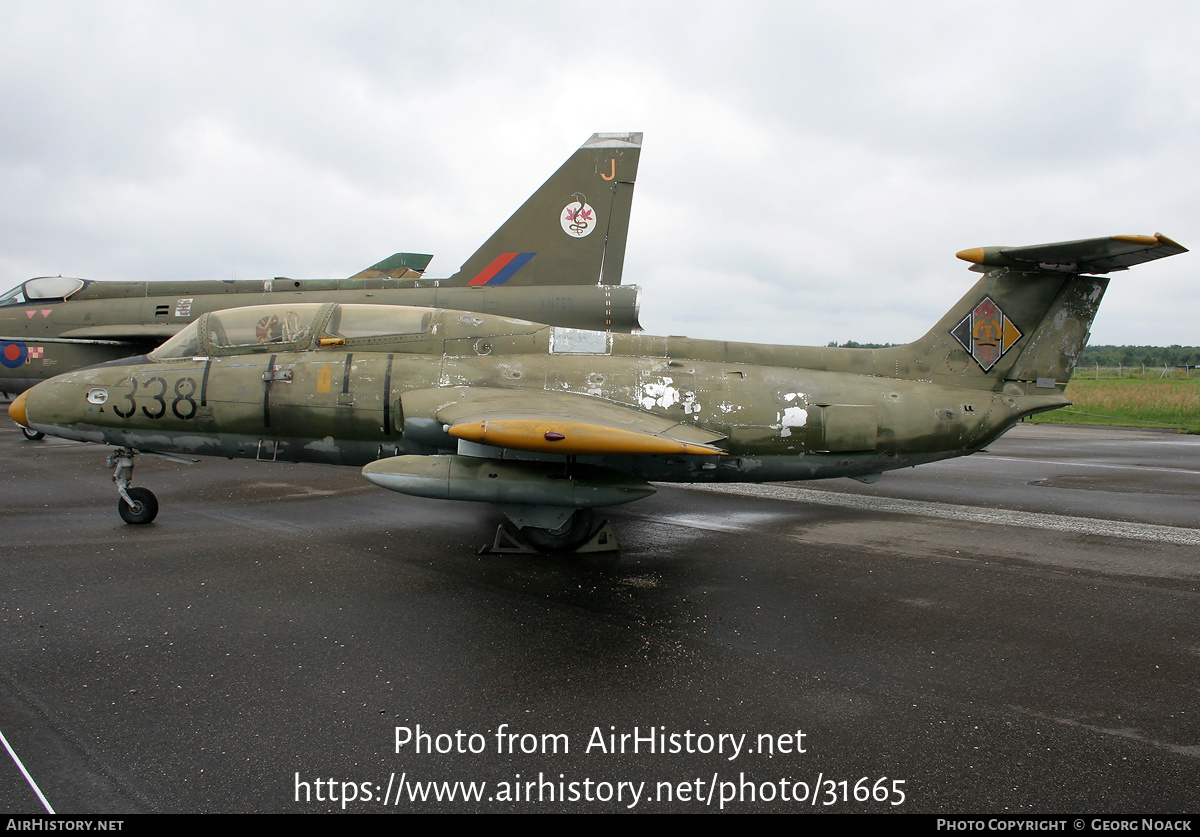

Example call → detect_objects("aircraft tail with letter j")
442 132 642 288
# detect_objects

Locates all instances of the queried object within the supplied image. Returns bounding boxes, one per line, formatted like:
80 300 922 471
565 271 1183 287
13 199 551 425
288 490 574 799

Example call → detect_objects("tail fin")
887 234 1187 392
348 253 434 280
443 132 642 287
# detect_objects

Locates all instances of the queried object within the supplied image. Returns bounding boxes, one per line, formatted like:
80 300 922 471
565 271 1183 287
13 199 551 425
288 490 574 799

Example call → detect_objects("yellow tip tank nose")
8 391 29 427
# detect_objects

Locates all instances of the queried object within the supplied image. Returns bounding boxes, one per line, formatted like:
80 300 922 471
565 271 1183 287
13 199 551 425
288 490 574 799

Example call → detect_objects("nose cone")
8 390 28 427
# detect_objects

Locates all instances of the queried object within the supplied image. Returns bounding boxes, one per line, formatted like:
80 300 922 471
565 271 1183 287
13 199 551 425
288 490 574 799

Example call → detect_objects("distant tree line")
825 342 1199 368
825 341 898 349
1079 345 1200 368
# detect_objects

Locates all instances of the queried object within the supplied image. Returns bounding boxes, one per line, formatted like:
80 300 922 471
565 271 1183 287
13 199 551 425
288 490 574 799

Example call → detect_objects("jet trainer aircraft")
0 132 643 406
9 233 1185 552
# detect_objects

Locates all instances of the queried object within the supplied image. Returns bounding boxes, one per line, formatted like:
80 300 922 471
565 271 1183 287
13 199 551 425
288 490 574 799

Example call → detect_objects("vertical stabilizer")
444 132 642 287
880 234 1186 392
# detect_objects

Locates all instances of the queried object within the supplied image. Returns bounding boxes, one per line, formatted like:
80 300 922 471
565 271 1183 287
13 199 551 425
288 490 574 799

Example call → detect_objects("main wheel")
21 427 44 441
521 509 595 553
118 487 159 525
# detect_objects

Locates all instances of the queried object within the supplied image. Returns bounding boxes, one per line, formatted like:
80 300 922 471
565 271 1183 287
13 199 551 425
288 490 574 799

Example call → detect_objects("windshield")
152 322 204 359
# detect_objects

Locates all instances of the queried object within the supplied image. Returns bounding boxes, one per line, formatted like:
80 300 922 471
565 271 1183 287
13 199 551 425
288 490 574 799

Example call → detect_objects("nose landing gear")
108 448 159 525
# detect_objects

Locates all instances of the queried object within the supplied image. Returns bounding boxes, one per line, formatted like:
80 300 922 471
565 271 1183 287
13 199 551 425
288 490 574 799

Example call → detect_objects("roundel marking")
1 341 28 369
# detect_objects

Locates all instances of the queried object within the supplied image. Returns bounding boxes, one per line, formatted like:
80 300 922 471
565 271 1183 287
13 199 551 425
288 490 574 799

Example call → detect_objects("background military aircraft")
9 233 1185 552
0 132 643 402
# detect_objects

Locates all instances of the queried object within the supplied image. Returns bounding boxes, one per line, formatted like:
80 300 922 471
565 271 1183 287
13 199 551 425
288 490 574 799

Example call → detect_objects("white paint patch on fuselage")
777 392 808 437
780 406 808 437
305 436 341 454
640 377 680 410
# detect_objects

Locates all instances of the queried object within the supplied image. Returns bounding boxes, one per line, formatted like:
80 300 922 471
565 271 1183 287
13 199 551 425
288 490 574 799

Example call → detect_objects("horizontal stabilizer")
956 233 1187 274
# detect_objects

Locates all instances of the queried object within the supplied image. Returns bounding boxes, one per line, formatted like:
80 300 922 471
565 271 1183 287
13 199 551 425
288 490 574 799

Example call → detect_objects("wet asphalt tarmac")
1 422 1197 813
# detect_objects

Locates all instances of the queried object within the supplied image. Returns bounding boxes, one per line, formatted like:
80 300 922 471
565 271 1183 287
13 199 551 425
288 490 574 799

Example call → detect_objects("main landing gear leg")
108 447 159 525
481 506 620 555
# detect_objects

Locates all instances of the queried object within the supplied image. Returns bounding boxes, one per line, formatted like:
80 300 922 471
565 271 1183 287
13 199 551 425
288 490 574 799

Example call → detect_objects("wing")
956 233 1187 274
401 386 727 456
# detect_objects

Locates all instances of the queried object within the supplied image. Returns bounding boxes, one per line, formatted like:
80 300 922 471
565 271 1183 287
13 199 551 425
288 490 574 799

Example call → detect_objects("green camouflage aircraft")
9 232 1185 552
0 132 643 406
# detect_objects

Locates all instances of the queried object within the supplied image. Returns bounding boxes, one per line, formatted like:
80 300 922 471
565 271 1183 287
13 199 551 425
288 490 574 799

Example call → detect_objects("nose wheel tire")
21 427 44 441
118 487 159 525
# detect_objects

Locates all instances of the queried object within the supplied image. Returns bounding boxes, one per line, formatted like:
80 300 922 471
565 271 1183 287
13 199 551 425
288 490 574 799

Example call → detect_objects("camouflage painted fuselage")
9 233 1184 541
16 299 1068 487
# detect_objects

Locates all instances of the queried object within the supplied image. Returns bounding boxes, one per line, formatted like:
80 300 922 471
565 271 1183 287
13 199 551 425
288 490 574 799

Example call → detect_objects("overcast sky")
1 1 1196 347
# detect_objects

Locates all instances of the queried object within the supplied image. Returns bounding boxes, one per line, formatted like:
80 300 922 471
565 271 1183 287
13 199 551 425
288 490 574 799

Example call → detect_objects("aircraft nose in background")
9 390 28 427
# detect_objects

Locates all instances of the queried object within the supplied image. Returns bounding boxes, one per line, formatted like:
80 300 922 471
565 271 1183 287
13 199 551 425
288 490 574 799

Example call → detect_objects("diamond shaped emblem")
950 297 1022 372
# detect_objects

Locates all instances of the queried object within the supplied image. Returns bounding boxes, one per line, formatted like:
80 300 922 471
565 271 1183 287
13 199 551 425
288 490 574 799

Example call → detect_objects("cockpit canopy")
324 303 432 340
0 276 87 307
151 302 435 359
153 303 321 359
